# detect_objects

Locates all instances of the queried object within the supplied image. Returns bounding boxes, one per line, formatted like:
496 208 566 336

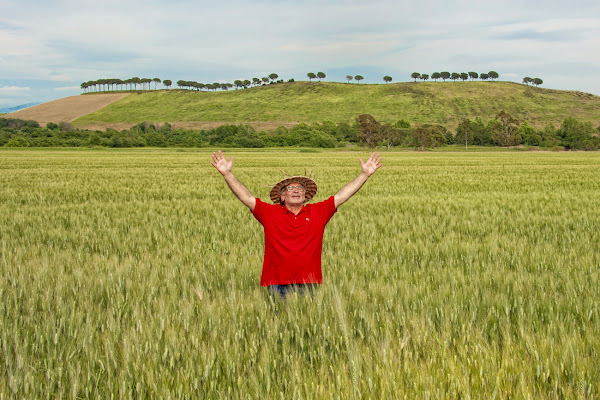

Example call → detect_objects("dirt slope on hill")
3 93 129 125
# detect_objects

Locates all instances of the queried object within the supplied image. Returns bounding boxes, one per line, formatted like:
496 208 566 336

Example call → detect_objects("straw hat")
269 176 318 204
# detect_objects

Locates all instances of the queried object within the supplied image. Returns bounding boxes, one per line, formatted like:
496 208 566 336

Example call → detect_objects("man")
210 150 382 298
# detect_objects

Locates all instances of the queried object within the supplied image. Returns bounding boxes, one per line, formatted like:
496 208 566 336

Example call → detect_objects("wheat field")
1 149 599 398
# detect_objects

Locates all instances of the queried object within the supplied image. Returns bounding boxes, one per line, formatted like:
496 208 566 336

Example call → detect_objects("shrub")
395 119 411 129
59 121 74 132
23 120 40 129
525 134 542 146
335 122 357 142
4 136 30 147
559 117 597 149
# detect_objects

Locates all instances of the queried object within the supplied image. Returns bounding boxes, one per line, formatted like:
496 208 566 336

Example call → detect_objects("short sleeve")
311 196 337 225
251 197 265 225
324 195 337 223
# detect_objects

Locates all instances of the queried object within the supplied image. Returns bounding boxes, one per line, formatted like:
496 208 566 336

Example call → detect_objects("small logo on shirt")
306 218 310 221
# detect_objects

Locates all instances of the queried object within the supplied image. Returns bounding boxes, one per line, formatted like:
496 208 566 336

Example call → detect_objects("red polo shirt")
252 196 337 286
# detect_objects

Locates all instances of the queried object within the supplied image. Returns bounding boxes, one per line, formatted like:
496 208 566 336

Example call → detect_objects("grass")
1 149 599 398
73 82 600 130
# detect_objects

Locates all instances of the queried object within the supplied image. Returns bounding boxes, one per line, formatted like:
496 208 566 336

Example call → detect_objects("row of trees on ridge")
81 70 544 93
406 72 542 86
410 71 500 82
176 74 286 91
81 74 288 93
81 78 169 92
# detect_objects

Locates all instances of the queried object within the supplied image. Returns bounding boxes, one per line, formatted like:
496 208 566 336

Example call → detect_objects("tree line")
391 72 543 86
355 112 599 150
2 114 598 150
81 78 169 92
81 74 290 93
409 71 500 82
176 74 288 91
81 70 544 93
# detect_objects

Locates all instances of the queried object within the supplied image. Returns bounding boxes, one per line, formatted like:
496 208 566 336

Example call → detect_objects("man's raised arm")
211 151 256 211
334 152 382 208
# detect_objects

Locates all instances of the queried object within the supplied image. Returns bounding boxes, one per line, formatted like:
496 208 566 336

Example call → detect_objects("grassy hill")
73 81 600 130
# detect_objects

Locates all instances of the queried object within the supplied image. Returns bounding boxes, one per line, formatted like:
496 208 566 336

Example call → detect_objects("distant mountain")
0 102 41 114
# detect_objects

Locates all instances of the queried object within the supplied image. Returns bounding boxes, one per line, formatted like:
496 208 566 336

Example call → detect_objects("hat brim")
270 176 317 204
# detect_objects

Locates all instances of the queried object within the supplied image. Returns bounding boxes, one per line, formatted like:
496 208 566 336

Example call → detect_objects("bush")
135 121 157 133
524 133 542 146
287 124 337 148
223 136 265 148
264 127 290 147
23 120 40 129
144 131 167 147
582 137 600 151
395 119 411 129
335 122 357 142
559 117 597 149
519 122 538 146
87 134 102 147
445 131 455 145
5 119 24 130
540 123 560 147
59 121 74 132
4 136 30 147
159 122 172 132
0 132 11 146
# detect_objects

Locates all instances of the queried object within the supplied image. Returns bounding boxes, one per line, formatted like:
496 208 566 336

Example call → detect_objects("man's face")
280 182 306 206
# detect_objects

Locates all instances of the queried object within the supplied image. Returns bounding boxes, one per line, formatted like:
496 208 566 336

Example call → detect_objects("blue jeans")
267 283 318 300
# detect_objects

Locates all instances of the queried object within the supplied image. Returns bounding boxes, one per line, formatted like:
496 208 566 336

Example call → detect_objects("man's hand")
211 150 256 211
334 153 383 208
211 150 233 176
359 152 383 177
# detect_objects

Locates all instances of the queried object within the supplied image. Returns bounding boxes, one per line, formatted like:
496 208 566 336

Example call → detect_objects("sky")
1 0 600 108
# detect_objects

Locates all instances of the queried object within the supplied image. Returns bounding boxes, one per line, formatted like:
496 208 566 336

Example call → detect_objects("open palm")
211 151 233 175
360 152 383 176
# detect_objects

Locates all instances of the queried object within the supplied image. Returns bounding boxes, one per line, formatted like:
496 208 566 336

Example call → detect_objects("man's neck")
284 203 303 215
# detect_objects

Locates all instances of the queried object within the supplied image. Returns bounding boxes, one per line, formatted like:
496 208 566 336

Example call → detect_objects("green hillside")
74 81 600 129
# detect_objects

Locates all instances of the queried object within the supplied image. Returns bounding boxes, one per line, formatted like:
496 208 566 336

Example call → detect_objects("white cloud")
492 18 600 34
0 85 31 93
49 74 74 82
0 30 41 56
54 85 80 91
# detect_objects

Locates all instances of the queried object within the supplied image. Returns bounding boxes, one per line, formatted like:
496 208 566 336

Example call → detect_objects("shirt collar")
282 204 307 214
